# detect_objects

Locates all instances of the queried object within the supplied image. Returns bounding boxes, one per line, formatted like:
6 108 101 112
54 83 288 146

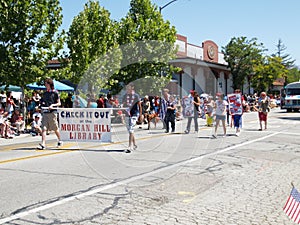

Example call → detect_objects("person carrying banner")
122 83 142 153
184 90 200 134
37 78 63 150
228 89 244 137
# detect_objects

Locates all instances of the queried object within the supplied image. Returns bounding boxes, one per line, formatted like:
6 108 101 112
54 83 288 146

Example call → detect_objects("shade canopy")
27 80 74 91
0 85 22 92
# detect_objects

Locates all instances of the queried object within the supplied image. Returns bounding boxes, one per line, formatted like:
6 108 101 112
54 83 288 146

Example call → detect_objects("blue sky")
60 0 300 66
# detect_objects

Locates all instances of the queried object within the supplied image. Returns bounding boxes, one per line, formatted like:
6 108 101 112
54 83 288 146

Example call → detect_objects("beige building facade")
168 34 233 97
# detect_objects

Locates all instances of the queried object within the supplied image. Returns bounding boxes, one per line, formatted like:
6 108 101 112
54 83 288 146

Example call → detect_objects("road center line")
0 132 170 165
0 131 280 224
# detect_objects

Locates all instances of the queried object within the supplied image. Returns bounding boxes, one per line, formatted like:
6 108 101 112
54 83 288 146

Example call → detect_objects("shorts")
258 112 267 121
215 114 226 121
125 116 138 134
41 112 59 131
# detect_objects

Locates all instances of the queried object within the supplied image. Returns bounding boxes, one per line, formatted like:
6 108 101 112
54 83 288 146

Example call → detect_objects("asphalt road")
0 107 300 225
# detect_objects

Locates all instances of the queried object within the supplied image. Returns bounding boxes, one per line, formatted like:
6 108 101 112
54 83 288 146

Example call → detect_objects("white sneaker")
37 143 46 150
236 132 240 137
124 147 132 153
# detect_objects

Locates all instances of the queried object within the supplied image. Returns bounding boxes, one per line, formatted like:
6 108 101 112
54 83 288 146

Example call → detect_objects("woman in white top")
212 93 228 138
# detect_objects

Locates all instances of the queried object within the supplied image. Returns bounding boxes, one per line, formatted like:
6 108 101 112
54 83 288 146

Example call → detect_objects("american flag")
283 187 300 224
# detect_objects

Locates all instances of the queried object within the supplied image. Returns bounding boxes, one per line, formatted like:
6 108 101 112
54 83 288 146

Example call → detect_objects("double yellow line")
0 150 72 164
0 132 172 165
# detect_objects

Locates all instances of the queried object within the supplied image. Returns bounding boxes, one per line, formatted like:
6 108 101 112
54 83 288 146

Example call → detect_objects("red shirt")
96 98 105 108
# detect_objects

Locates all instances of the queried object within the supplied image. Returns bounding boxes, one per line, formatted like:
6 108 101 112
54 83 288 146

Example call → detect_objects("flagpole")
291 182 294 188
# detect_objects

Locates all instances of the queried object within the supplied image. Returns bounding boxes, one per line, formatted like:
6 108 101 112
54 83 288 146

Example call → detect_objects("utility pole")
159 0 178 13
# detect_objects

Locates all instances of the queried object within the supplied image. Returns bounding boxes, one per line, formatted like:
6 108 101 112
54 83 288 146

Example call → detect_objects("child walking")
212 93 228 138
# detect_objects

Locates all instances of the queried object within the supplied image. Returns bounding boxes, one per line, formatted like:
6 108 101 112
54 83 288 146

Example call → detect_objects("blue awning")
27 80 74 91
0 85 22 92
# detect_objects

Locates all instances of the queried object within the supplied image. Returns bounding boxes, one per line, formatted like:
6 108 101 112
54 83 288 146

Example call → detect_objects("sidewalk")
0 132 56 147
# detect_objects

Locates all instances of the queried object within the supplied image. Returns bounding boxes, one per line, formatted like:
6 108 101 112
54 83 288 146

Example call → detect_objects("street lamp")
159 0 178 13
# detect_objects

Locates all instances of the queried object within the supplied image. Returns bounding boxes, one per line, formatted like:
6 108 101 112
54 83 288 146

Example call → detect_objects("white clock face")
208 45 215 59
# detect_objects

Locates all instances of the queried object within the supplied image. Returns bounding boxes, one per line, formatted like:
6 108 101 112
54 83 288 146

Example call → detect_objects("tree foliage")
222 37 265 90
66 0 118 91
108 0 179 94
285 67 300 84
274 39 295 69
0 0 64 88
252 56 288 92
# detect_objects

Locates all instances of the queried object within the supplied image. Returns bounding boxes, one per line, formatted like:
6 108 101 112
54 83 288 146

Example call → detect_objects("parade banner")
57 108 111 142
182 96 194 117
227 93 243 115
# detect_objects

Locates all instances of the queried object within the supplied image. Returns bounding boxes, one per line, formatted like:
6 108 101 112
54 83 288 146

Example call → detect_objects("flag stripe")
284 195 292 210
292 202 300 221
284 196 293 213
293 201 298 217
288 199 296 216
294 208 300 223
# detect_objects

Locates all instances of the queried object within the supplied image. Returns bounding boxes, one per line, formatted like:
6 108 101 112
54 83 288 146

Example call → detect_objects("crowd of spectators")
0 91 26 138
242 93 279 113
0 87 281 140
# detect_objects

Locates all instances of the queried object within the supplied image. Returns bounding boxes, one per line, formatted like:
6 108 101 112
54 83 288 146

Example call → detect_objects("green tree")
274 39 295 69
66 0 118 93
285 67 300 84
0 0 64 89
222 37 265 90
109 0 178 94
252 56 288 92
